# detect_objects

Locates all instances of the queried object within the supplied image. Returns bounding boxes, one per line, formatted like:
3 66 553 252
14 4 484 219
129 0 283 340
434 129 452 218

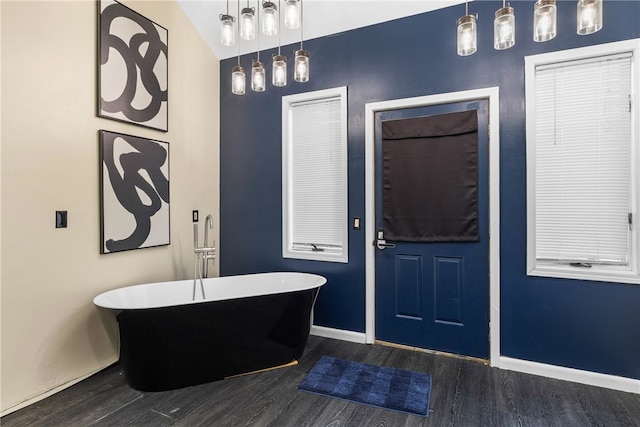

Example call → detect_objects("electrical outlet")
56 211 67 228
192 210 199 222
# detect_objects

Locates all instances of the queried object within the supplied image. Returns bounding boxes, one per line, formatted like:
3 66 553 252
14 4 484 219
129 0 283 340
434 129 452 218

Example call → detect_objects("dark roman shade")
382 110 479 242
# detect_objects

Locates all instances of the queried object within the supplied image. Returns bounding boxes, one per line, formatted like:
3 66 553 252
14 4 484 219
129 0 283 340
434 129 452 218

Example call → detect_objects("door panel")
395 255 422 319
375 100 489 358
434 256 464 325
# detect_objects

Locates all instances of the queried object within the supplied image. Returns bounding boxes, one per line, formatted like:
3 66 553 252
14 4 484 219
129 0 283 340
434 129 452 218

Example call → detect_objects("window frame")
525 39 640 284
282 86 349 263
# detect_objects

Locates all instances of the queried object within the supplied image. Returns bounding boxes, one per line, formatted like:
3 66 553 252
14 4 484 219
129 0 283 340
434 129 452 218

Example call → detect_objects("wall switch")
353 217 361 230
56 211 67 228
192 210 199 222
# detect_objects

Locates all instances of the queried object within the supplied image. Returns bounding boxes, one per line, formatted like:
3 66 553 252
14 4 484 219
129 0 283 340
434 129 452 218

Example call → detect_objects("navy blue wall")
220 1 640 380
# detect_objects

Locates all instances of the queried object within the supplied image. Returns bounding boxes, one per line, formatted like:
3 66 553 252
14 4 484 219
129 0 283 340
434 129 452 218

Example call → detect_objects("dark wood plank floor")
3 336 639 426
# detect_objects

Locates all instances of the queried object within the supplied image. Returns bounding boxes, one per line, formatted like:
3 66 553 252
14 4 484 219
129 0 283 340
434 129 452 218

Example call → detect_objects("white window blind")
533 53 632 265
282 87 348 262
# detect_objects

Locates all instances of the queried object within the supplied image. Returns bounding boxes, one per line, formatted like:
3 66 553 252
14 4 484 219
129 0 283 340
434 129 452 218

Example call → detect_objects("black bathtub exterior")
116 288 318 391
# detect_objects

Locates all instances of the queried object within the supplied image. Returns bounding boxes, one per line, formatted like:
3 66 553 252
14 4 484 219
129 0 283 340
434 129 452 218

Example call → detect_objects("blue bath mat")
298 355 432 417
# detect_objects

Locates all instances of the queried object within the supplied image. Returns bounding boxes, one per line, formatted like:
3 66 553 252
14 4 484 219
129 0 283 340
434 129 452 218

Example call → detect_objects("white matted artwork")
98 0 168 131
100 130 170 254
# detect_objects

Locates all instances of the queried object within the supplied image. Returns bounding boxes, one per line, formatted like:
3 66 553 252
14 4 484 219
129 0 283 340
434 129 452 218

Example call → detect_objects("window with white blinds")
282 87 348 262
525 40 640 284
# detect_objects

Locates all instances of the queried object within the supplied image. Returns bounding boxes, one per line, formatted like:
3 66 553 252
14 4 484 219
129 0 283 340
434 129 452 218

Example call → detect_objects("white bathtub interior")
93 272 327 310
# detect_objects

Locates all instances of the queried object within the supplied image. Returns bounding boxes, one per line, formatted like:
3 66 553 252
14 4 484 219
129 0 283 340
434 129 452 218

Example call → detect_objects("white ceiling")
178 0 468 60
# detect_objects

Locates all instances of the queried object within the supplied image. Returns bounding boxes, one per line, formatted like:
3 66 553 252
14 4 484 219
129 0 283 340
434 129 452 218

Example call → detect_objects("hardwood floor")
3 336 639 426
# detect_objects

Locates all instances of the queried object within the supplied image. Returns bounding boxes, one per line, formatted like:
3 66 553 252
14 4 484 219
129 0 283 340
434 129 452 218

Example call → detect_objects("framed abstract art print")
100 130 170 253
98 0 168 131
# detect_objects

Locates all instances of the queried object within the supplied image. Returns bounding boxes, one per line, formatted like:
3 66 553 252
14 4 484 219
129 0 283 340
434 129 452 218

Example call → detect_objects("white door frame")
364 87 501 364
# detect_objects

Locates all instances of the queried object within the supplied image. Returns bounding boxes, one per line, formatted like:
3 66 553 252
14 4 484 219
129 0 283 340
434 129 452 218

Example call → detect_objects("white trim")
496 356 640 395
525 38 640 285
310 325 367 344
360 86 639 395
310 326 639 394
525 38 640 70
282 86 349 263
364 88 501 362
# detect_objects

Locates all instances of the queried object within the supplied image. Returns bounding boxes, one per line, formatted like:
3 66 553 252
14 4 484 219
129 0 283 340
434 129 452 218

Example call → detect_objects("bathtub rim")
93 271 327 311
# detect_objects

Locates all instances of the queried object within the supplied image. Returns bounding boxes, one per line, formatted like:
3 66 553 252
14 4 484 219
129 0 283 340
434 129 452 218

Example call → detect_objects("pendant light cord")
300 0 303 49
256 0 260 62
237 0 240 66
277 0 281 55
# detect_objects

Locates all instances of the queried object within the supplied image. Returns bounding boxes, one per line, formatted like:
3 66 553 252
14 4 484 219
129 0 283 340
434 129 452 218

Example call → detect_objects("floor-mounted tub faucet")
193 214 216 300
202 214 215 278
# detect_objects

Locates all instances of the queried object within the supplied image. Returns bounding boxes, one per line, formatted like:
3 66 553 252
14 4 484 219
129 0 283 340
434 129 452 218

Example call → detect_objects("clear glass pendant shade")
262 2 278 36
240 8 255 40
232 65 245 95
577 0 603 35
220 14 236 46
494 5 515 50
284 0 300 29
294 49 309 82
457 14 477 56
533 0 557 42
251 60 266 92
272 54 287 87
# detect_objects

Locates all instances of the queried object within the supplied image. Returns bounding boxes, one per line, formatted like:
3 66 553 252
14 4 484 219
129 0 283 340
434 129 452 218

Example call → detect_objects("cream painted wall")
0 0 220 414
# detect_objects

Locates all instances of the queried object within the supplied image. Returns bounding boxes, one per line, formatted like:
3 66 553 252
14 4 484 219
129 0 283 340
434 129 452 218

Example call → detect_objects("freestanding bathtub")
93 272 326 391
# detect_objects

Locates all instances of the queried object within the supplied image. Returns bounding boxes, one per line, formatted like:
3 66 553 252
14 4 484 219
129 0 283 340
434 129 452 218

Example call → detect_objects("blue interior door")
375 100 489 359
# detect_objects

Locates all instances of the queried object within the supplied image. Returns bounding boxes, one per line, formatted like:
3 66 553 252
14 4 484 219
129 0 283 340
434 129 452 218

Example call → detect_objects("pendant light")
252 60 266 92
494 1 515 50
533 0 557 42
284 0 300 30
294 50 309 83
272 54 286 86
220 0 236 46
252 0 266 92
272 0 286 86
240 0 255 41
457 0 477 56
577 0 603 35
232 0 245 95
262 1 278 36
293 0 308 82
232 65 246 94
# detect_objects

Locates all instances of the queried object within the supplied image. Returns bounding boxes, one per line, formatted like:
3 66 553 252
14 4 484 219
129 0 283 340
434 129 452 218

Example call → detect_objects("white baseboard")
310 326 639 395
310 325 367 344
495 356 640 394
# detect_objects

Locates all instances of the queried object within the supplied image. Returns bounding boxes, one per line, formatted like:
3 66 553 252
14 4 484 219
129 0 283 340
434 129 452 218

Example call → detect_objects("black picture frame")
100 130 170 254
98 0 168 131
